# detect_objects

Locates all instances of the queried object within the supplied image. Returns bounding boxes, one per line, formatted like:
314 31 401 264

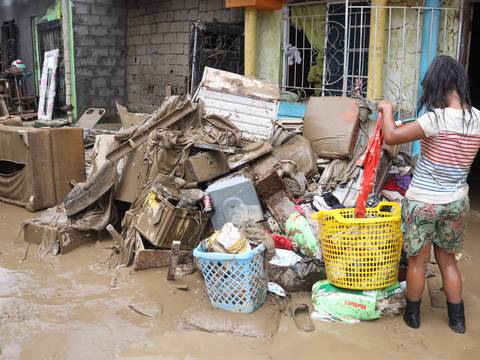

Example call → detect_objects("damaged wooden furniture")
0 126 85 211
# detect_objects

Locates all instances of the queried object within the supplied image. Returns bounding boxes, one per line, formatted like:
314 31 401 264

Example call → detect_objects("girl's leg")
433 245 462 303
406 242 432 301
433 245 465 333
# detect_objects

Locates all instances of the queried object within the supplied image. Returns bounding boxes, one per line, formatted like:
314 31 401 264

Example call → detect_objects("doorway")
466 2 480 205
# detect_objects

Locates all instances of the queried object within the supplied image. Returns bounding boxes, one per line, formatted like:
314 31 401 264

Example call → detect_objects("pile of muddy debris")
12 67 413 323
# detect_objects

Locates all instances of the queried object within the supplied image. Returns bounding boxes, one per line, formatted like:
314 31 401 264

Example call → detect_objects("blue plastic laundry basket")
193 241 268 313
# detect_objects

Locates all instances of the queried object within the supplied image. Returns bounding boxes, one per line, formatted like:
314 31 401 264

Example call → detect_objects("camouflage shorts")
401 196 470 257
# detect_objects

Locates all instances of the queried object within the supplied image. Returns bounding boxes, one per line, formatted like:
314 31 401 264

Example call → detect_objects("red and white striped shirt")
406 107 480 204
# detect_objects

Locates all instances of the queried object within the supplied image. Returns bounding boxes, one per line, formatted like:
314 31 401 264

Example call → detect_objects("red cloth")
355 116 384 218
272 234 295 250
383 177 407 196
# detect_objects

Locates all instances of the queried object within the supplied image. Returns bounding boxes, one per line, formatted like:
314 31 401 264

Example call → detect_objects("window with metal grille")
189 22 244 93
282 2 370 98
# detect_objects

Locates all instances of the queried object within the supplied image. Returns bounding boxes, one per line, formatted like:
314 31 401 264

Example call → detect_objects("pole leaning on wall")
413 0 441 157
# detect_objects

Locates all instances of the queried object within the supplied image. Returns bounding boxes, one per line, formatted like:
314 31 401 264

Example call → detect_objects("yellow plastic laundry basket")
312 202 402 290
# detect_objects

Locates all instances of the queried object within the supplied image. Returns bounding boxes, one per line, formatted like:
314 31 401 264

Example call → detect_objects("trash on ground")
10 65 418 325
311 280 405 323
268 282 287 297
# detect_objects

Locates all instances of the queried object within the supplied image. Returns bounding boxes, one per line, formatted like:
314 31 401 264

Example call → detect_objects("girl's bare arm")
378 101 426 145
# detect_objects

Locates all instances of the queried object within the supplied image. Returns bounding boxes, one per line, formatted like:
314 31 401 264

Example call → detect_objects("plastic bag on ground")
269 249 302 267
285 212 321 259
311 280 404 323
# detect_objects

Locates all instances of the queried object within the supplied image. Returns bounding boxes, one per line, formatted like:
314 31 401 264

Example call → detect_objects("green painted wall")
256 9 283 84
255 3 328 88
382 2 461 116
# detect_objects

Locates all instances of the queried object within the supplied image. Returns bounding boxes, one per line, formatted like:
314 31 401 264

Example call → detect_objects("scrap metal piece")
76 108 105 129
132 235 194 271
227 142 272 169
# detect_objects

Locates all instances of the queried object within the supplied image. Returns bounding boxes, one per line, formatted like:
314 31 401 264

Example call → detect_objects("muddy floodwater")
1 202 479 359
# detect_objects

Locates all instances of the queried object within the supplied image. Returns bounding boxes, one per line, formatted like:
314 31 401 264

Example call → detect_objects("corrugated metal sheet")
197 67 279 142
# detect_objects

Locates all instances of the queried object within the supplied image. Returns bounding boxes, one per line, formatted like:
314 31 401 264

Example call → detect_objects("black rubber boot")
447 301 466 334
403 299 421 329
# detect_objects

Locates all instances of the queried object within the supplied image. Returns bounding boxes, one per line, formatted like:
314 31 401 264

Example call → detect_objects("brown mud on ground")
0 202 479 360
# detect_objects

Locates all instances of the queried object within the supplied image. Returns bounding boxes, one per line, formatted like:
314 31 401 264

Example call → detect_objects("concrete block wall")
73 0 128 120
126 0 243 113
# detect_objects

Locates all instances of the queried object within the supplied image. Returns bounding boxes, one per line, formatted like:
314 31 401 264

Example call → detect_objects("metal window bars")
282 1 461 121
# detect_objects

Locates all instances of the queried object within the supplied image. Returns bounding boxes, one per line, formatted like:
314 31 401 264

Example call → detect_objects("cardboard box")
303 97 360 159
0 126 85 211
23 222 96 254
114 144 148 203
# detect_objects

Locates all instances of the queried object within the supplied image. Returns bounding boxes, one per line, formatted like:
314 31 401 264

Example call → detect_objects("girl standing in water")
378 55 480 334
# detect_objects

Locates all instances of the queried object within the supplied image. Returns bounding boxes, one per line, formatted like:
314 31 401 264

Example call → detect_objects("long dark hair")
419 55 476 131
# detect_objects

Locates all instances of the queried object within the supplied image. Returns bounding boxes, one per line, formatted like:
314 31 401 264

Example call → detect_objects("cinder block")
76 67 94 77
141 55 152 65
198 11 213 22
199 0 208 12
176 32 189 44
92 5 109 15
157 22 170 32
174 10 188 21
110 28 126 37
99 87 115 97
214 9 232 23
74 25 89 36
186 0 199 9
164 32 176 43
188 9 198 20
171 0 185 10
92 77 107 88
137 45 148 55
99 37 118 46
176 54 189 66
100 15 119 26
91 48 109 57
89 25 108 36
97 67 113 77
158 43 171 54
171 44 184 54
144 14 155 24
78 36 97 46
140 24 151 35
74 3 90 15
207 0 223 11
80 14 100 25
152 33 164 44
156 64 171 75
170 22 183 32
